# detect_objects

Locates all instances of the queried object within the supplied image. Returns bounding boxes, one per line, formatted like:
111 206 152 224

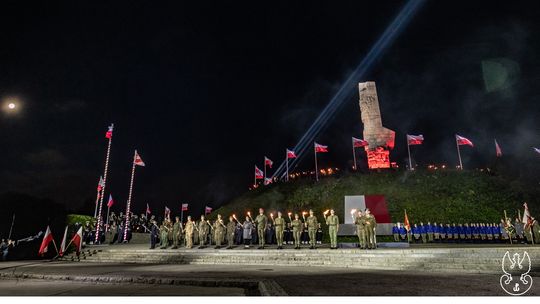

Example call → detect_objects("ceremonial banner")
181 203 189 211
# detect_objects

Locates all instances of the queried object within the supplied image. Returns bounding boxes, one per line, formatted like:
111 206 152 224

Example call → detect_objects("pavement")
0 260 539 296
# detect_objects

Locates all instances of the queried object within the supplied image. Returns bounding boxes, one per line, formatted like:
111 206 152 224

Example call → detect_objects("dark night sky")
0 1 539 216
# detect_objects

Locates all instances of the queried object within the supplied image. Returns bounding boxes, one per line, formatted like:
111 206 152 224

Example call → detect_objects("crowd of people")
391 217 540 244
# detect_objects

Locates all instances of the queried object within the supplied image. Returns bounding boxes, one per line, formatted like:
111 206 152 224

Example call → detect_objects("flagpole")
352 141 357 171
254 166 256 188
95 124 113 244
264 159 267 186
8 213 15 240
456 136 463 170
407 136 412 171
315 144 319 181
181 208 184 224
94 186 101 218
123 151 137 242
286 150 289 182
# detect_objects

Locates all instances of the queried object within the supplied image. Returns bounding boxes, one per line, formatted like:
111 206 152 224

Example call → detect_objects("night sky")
0 1 539 216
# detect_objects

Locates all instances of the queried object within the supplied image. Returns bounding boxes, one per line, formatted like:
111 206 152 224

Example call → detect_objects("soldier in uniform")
274 212 286 249
364 209 377 249
149 220 159 249
159 220 169 249
185 216 195 249
198 215 210 249
291 214 303 249
306 210 318 249
226 216 237 249
213 214 226 249
243 216 254 248
254 208 268 249
172 216 183 249
325 209 339 249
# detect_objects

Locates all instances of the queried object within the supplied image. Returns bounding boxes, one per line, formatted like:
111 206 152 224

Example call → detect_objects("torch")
287 212 292 221
323 209 329 220
350 209 357 222
247 211 253 222
270 213 274 223
302 211 307 221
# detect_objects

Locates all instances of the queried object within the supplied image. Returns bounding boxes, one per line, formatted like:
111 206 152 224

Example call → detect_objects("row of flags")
38 226 83 257
255 133 540 183
144 203 212 217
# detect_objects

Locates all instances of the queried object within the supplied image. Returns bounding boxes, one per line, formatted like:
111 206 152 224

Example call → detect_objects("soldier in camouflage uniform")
291 214 303 249
364 208 377 249
185 216 194 249
172 216 183 249
274 212 286 249
325 209 339 249
306 209 318 249
226 216 237 249
213 214 226 249
354 210 366 249
159 221 169 249
255 208 268 249
198 215 210 249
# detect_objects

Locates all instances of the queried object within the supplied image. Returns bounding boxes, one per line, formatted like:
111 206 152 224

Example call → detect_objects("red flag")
403 210 411 232
58 226 68 257
407 134 424 145
181 203 189 211
107 194 114 208
134 150 145 166
38 226 55 256
264 177 273 185
495 139 502 157
70 227 83 255
146 203 151 214
97 176 104 192
523 202 533 227
456 134 474 147
105 124 114 139
352 137 369 148
286 149 297 159
264 156 273 168
205 206 213 214
255 166 264 179
314 142 328 153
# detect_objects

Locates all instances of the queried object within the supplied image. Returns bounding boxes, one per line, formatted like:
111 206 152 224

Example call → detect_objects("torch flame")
324 209 330 215
350 209 357 215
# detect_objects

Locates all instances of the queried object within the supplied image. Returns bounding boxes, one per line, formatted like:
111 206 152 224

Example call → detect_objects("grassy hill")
209 170 539 224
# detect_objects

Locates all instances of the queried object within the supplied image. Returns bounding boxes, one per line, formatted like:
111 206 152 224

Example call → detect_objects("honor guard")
213 214 226 249
355 211 366 248
185 216 195 249
172 216 183 249
274 212 286 249
364 209 377 249
291 214 303 249
306 210 318 249
226 216 236 249
149 220 159 249
198 215 210 248
159 221 169 249
325 209 339 249
255 208 268 249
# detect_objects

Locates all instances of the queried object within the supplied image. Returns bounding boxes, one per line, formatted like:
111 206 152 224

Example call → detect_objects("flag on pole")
105 124 114 139
286 149 297 159
407 134 424 145
165 206 171 216
264 177 273 185
70 227 83 255
134 150 145 166
403 210 411 232
495 139 502 157
107 194 114 208
181 203 189 211
38 226 54 256
205 206 213 214
533 147 540 155
264 156 273 168
456 134 474 147
314 142 328 153
352 137 369 148
146 203 151 214
97 176 105 192
58 226 68 257
255 166 264 179
522 202 533 227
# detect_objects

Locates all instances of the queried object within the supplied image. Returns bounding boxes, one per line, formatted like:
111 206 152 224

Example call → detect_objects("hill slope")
210 170 539 224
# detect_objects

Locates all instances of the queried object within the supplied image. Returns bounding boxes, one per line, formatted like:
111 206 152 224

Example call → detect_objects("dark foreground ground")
0 261 538 296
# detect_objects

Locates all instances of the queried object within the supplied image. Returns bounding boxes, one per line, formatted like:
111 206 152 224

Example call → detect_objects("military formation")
144 208 377 250
391 216 540 244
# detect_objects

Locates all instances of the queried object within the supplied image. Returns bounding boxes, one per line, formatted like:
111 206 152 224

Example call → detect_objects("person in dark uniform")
392 223 399 242
301 225 309 245
265 223 275 245
412 224 420 243
316 223 323 245
398 223 407 242
150 220 159 249
234 221 243 245
465 223 472 243
284 223 292 245
419 222 427 243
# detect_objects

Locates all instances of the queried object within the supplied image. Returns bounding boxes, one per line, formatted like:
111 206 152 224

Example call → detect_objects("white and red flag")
523 202 533 227
264 156 273 168
38 226 55 256
352 137 369 148
534 147 540 155
264 177 273 185
205 206 213 214
255 166 264 179
404 210 411 232
164 206 171 216
407 134 424 145
97 176 105 192
105 124 114 139
146 203 151 214
286 149 297 159
314 142 328 153
58 226 68 257
456 134 474 147
495 139 502 157
107 194 114 208
134 150 145 166
70 227 83 255
181 203 189 211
